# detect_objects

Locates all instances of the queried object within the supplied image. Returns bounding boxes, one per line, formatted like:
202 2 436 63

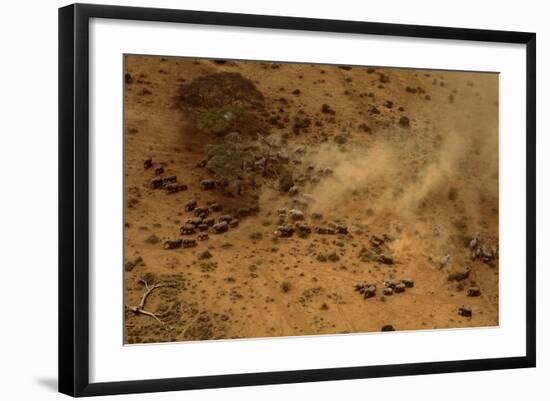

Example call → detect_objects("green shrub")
196 106 244 135
205 143 253 182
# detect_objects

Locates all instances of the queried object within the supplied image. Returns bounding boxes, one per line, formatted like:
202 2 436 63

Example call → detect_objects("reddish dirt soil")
123 55 499 344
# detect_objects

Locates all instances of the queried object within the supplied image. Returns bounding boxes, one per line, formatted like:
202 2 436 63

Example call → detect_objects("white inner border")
89 18 526 383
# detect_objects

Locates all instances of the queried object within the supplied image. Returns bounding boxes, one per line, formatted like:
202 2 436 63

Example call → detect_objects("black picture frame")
59 3 536 397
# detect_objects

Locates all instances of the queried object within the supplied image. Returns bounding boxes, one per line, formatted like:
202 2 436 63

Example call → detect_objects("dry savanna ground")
123 55 499 344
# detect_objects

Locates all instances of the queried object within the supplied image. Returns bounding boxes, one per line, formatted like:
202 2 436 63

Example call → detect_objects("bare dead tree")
125 280 177 323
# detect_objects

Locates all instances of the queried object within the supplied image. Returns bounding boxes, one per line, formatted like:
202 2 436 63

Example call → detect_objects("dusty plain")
123 55 499 344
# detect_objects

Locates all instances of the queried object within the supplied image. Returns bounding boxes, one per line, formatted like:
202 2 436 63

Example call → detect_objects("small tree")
205 143 254 196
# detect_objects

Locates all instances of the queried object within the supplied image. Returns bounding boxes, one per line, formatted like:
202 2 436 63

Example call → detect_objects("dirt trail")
123 56 499 344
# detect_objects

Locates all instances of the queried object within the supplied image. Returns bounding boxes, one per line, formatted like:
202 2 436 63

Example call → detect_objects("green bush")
196 106 244 135
205 143 253 182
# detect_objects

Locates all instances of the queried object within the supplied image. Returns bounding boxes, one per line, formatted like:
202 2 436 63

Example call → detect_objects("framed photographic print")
58 3 536 397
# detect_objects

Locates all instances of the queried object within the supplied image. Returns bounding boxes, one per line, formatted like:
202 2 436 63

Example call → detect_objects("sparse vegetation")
124 256 144 272
145 234 159 244
198 250 212 260
448 187 459 201
249 231 263 240
316 254 327 262
281 281 291 293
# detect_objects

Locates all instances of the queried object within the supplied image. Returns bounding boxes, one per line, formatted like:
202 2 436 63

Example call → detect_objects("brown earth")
123 55 499 344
